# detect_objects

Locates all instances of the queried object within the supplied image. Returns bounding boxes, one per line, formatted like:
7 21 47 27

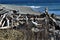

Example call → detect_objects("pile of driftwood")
0 7 60 40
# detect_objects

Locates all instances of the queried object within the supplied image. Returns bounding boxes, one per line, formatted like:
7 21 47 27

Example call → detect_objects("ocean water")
0 3 60 15
0 0 60 15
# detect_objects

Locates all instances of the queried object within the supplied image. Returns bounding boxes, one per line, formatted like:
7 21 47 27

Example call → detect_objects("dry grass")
0 28 42 40
0 29 24 40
